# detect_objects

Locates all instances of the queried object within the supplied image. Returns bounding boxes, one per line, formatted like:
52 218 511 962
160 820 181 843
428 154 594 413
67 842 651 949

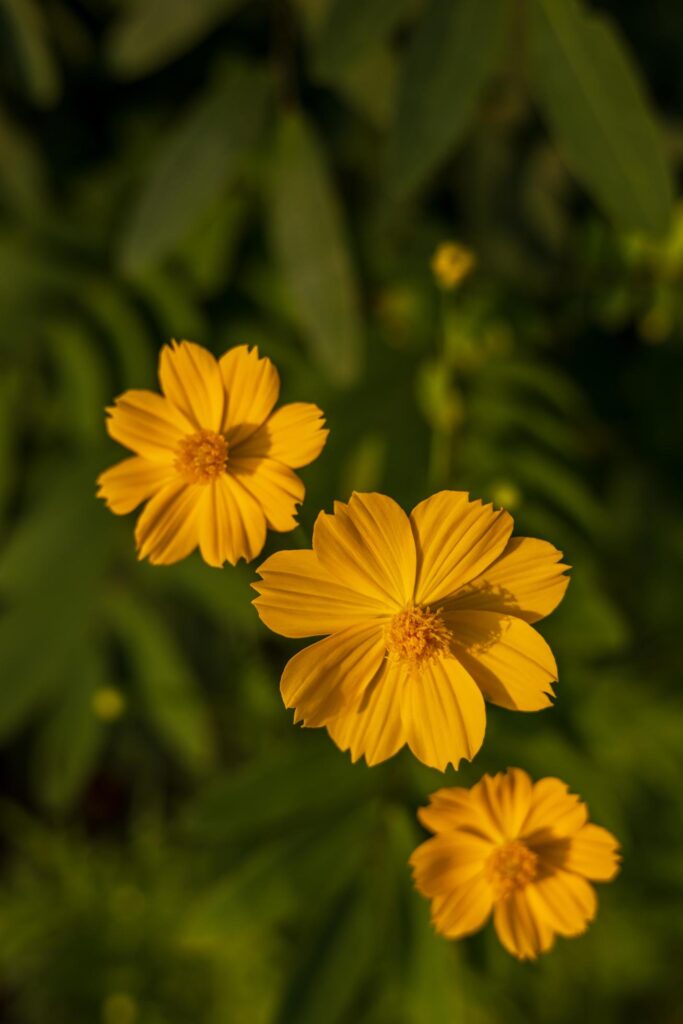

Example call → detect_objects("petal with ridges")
521 778 588 839
220 345 280 445
444 610 557 711
418 787 503 842
326 659 406 765
253 548 392 639
234 402 328 469
97 456 176 514
280 623 386 728
470 769 534 841
159 340 224 432
410 833 493 899
446 536 570 624
494 889 556 960
313 492 416 611
401 656 486 771
134 479 202 565
543 824 621 881
198 473 266 567
230 456 304 533
106 389 190 461
431 874 494 939
410 491 513 606
526 871 597 938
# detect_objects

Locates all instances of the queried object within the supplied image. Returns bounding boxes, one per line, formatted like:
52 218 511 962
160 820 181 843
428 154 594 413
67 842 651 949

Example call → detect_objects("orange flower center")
175 430 228 483
485 840 538 898
385 606 450 665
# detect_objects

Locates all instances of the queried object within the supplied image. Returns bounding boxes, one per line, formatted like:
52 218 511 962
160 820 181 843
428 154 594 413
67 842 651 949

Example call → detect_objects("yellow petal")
410 832 493 899
417 787 502 842
134 479 202 564
325 659 406 766
253 549 392 639
470 769 534 841
235 402 328 468
446 536 570 623
401 656 486 771
431 875 494 940
444 610 557 711
97 456 176 514
525 871 597 938
220 345 279 446
106 389 190 461
159 340 225 431
229 456 304 532
313 493 416 611
554 824 621 881
280 623 387 728
521 777 588 839
410 491 512 606
494 889 556 960
197 473 266 567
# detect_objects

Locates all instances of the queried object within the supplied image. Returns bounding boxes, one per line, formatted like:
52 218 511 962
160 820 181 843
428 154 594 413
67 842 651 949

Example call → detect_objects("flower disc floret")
175 429 228 483
386 606 451 665
485 840 538 898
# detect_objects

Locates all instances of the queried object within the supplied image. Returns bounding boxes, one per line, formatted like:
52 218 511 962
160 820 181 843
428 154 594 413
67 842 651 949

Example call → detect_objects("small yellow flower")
431 242 476 290
253 491 569 770
97 341 328 567
411 769 620 960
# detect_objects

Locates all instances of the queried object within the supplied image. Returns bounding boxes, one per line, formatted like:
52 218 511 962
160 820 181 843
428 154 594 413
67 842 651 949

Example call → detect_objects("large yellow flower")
253 491 569 769
97 341 327 566
410 769 620 959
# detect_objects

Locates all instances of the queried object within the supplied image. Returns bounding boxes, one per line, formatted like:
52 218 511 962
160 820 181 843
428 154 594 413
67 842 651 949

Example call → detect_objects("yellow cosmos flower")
410 769 620 960
97 341 327 567
431 241 476 290
253 491 569 770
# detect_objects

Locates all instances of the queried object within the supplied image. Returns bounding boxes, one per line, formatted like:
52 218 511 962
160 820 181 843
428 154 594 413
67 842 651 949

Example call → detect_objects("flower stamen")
485 840 538 899
385 606 450 665
175 430 228 484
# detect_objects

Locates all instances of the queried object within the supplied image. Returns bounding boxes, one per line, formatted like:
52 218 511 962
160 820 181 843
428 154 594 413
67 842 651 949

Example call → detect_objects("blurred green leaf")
529 0 673 236
0 0 61 107
314 0 414 77
107 0 248 79
270 111 364 387
118 61 269 273
388 0 506 196
105 592 217 777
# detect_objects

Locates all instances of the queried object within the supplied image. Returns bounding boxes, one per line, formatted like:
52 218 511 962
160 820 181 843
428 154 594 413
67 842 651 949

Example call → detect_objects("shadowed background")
0 0 682 1021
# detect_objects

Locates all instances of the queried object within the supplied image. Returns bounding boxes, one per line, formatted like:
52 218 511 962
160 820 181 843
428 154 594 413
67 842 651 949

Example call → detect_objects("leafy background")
0 0 682 1021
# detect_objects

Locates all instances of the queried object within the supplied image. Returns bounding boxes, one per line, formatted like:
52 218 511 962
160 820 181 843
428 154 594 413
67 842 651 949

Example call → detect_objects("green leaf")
388 0 506 196
529 0 673 236
314 0 414 77
107 0 248 79
270 112 363 386
118 61 269 273
105 592 216 777
0 0 61 107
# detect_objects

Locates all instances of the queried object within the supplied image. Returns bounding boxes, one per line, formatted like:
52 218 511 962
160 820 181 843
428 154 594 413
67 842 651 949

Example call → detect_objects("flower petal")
234 402 328 469
446 536 570 624
313 493 416 611
229 456 304 532
401 656 486 771
469 769 534 841
410 832 493 899
280 623 387 728
159 340 225 431
325 659 406 766
525 871 597 938
521 778 588 840
538 824 621 882
106 389 190 461
444 610 557 711
431 874 494 940
97 456 176 514
494 888 556 960
220 345 280 446
198 473 266 567
253 549 392 639
134 479 202 564
410 492 513 606
417 787 500 842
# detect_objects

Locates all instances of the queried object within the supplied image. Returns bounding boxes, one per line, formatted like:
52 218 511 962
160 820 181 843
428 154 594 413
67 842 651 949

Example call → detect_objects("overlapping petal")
280 622 387 727
447 536 570 623
410 491 512 607
96 456 176 514
410 832 493 898
159 340 224 432
326 659 406 766
235 402 328 468
198 474 266 567
253 549 392 638
494 888 556 959
313 493 416 611
400 656 486 771
537 824 621 881
134 479 202 564
105 389 190 461
521 778 588 839
220 345 280 446
229 456 304 533
445 610 557 711
431 875 494 939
